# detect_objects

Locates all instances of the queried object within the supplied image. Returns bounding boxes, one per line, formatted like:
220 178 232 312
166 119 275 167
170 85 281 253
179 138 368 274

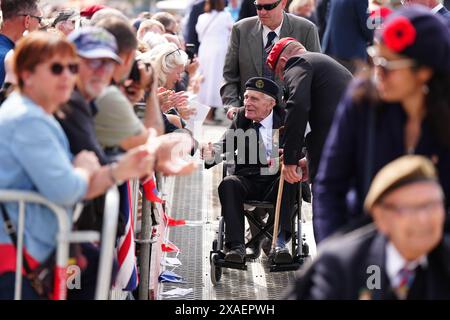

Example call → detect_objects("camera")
185 43 196 61
128 60 141 82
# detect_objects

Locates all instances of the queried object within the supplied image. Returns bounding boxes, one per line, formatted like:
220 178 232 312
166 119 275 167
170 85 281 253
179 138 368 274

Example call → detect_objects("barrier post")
138 194 153 300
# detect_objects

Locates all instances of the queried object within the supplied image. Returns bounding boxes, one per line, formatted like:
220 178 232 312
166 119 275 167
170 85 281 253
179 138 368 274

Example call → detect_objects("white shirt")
262 17 283 48
431 3 444 14
255 110 273 157
386 242 428 289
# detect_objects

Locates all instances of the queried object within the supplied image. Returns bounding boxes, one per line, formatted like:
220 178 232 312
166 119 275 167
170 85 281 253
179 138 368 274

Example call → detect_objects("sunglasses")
254 0 282 11
84 59 116 72
18 14 43 24
50 62 79 75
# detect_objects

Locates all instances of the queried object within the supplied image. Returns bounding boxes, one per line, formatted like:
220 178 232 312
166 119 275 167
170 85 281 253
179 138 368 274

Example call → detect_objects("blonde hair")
138 43 188 87
137 19 165 40
142 32 168 51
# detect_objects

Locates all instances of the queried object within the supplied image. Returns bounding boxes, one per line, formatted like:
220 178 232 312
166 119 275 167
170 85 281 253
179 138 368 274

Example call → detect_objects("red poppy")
382 16 416 53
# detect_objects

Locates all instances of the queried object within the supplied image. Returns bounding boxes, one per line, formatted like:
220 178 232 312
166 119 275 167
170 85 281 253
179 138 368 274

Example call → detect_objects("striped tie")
263 32 277 79
265 31 277 53
394 266 416 300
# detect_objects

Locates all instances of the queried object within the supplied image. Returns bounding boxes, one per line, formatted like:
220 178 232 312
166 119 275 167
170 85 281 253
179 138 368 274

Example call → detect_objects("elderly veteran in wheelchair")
202 77 298 264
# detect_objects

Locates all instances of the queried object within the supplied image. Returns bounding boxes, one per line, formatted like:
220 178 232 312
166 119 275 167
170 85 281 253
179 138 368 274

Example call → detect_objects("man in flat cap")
202 77 297 264
285 155 450 300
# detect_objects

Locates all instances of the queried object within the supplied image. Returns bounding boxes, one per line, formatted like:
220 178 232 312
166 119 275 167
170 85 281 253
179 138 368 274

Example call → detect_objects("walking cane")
271 163 285 252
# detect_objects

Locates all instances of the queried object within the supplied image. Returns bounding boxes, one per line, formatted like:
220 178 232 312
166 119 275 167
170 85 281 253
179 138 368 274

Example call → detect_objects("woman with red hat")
313 5 450 243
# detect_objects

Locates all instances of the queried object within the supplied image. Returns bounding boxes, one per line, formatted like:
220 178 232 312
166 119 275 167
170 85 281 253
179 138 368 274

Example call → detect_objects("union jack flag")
114 182 138 291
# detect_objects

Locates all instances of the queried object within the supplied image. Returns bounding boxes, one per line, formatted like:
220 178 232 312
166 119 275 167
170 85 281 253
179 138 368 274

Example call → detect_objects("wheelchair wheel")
210 254 222 286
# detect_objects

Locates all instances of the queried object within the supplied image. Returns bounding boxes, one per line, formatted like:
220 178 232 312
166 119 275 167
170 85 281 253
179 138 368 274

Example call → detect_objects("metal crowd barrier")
129 173 165 300
0 187 119 300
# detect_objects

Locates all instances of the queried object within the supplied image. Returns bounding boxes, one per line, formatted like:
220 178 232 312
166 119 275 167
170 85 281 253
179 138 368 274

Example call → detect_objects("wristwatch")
109 163 124 186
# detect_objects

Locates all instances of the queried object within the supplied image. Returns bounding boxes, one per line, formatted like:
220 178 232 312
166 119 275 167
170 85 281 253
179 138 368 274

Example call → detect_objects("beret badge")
255 80 265 89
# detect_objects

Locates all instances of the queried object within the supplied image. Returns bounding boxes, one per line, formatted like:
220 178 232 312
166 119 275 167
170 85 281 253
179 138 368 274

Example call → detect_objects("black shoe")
225 244 245 264
261 238 272 257
270 246 292 264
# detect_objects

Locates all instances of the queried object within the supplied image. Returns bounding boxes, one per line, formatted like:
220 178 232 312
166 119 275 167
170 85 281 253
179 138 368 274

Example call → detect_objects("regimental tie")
252 122 266 159
393 266 416 300
265 31 277 53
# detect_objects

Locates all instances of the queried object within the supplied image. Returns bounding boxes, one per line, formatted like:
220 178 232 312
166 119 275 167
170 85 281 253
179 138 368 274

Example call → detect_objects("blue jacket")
322 0 373 60
0 34 14 87
313 80 450 243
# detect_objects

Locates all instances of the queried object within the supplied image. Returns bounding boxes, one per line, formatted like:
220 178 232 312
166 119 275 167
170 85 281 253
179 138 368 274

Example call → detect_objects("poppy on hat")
245 77 280 101
80 4 107 18
266 37 299 71
378 5 450 72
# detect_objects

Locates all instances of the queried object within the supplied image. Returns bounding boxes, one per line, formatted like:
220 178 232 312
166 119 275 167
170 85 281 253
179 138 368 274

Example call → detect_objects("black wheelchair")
209 158 311 285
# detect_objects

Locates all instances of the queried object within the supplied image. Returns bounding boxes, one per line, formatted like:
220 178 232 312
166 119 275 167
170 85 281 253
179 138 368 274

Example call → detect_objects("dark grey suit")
285 224 450 300
221 12 321 108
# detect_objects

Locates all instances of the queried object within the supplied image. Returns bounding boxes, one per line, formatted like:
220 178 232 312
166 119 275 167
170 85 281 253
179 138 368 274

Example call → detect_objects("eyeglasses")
165 48 182 63
84 59 116 72
50 62 79 75
367 46 416 74
380 199 444 216
18 14 43 24
254 0 282 11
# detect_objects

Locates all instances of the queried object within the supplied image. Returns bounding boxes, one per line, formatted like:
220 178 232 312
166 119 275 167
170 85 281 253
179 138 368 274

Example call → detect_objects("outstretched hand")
147 129 197 176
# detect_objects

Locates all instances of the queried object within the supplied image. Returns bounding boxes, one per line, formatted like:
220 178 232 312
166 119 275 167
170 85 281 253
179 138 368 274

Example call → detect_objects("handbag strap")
1 203 33 274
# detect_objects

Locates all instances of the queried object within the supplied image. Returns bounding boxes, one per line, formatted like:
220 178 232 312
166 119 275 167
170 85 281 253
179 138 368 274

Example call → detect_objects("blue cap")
378 5 450 72
68 26 122 64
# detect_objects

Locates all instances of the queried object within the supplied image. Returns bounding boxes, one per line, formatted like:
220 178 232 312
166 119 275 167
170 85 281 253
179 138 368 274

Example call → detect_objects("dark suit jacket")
183 0 205 55
322 0 373 61
56 90 109 165
221 12 321 108
285 224 450 300
205 106 285 177
445 0 450 10
281 53 352 181
315 0 330 41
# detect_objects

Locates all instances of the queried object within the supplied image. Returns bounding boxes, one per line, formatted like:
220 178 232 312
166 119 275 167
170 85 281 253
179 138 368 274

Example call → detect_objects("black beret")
245 77 280 101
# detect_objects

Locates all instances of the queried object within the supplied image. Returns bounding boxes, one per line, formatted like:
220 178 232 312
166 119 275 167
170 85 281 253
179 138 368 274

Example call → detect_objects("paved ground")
158 123 316 300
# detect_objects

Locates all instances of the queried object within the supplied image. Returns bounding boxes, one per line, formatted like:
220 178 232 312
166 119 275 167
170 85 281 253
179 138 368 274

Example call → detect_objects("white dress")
196 10 233 108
